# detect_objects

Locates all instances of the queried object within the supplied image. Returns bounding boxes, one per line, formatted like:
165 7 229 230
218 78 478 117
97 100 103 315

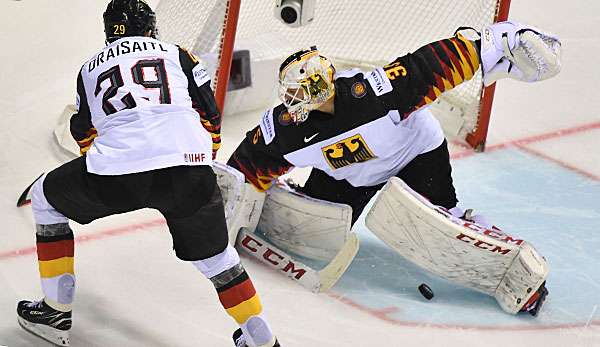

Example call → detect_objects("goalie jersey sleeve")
367 33 481 119
227 119 293 192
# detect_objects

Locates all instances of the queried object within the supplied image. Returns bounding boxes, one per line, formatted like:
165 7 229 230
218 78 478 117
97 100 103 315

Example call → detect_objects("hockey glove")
480 21 561 86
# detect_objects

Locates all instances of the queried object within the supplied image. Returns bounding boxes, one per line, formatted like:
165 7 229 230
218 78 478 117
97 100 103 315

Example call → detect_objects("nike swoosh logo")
304 133 319 143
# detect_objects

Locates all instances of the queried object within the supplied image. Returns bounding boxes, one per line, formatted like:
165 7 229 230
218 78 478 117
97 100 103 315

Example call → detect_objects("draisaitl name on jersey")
88 40 168 72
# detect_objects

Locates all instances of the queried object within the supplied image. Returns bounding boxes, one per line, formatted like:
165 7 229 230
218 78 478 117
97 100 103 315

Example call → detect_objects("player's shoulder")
334 67 379 100
259 104 294 145
177 45 200 63
335 66 394 98
333 68 366 89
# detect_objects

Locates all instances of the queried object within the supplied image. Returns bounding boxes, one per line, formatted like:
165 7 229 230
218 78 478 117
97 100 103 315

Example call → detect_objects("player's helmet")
103 0 158 44
278 46 335 124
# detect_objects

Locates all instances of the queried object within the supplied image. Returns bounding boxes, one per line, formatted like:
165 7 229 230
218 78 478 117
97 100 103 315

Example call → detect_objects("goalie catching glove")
478 21 562 86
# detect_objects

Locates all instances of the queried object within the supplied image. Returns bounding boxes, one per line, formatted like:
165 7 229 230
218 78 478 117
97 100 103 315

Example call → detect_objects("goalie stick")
16 105 79 208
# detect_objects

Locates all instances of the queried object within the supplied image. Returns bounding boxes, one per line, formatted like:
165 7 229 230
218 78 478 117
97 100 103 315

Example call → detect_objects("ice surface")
1 1 599 346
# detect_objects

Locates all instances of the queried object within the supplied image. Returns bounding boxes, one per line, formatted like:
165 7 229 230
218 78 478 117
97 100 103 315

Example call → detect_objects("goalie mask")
278 46 335 124
103 0 158 44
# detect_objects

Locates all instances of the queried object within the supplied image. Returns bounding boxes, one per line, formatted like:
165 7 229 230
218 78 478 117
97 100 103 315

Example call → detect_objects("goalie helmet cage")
155 0 511 151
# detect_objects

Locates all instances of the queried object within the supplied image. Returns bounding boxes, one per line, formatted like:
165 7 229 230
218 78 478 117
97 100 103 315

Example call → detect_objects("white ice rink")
1 1 599 346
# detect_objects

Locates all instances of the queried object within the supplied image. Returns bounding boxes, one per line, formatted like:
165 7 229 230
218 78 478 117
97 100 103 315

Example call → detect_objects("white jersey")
71 36 216 175
282 107 444 187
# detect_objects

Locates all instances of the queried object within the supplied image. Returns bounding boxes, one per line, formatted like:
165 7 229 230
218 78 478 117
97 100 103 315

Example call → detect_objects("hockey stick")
17 106 79 208
16 173 44 207
236 228 359 292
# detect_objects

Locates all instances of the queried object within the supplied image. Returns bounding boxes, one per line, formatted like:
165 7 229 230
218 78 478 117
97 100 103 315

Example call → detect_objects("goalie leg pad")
213 162 266 245
257 182 353 262
365 177 549 314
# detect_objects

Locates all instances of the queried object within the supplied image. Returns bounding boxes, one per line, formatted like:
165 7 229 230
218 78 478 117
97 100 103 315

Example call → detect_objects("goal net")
155 0 511 150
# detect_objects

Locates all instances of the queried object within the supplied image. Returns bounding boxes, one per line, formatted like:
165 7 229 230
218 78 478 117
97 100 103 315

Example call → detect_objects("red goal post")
467 0 511 151
155 0 512 151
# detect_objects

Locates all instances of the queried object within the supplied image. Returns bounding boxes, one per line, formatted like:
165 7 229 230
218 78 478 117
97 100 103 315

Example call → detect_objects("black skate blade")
17 316 70 346
528 285 549 317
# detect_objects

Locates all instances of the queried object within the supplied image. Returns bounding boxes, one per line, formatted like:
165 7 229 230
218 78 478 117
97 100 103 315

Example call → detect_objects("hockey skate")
519 281 549 316
232 328 280 347
17 299 71 346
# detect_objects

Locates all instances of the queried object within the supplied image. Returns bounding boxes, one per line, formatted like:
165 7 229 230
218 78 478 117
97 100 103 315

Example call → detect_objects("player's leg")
155 166 278 347
18 173 74 346
300 168 380 225
19 157 146 346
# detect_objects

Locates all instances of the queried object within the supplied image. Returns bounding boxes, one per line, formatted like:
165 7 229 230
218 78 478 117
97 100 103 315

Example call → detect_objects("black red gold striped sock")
36 227 75 312
213 265 263 324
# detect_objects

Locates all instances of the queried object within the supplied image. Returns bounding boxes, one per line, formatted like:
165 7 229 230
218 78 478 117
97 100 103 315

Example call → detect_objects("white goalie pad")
234 182 359 292
257 183 354 262
213 162 265 245
237 228 359 293
365 177 548 314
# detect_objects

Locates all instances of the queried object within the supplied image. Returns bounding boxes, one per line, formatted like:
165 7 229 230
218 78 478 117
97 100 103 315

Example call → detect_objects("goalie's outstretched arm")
374 33 482 119
375 21 561 120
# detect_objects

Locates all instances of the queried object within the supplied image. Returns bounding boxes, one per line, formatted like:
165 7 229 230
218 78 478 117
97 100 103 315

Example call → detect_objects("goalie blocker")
366 178 549 315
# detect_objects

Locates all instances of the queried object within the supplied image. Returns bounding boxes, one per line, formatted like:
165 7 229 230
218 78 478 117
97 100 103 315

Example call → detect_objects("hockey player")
227 22 561 315
16 1 279 346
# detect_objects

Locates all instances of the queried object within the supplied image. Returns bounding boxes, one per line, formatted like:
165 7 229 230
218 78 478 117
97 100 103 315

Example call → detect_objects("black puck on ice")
418 283 434 300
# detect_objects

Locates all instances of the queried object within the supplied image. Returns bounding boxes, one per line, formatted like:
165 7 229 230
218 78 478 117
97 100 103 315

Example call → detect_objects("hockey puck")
418 283 434 300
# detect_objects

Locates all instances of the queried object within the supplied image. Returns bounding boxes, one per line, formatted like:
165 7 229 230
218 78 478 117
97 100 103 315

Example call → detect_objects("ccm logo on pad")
240 234 307 280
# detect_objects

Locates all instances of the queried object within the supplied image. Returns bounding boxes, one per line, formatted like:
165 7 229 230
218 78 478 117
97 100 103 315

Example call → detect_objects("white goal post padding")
366 177 548 314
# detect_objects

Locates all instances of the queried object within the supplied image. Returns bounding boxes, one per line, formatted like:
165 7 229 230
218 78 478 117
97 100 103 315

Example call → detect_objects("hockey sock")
193 246 275 347
36 223 75 312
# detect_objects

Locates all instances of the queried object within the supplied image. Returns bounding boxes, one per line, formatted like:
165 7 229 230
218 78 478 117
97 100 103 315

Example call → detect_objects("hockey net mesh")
155 0 505 139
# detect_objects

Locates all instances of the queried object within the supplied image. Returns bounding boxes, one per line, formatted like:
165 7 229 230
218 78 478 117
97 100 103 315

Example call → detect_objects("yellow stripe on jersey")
79 144 92 155
456 33 480 70
450 40 474 80
76 128 98 145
